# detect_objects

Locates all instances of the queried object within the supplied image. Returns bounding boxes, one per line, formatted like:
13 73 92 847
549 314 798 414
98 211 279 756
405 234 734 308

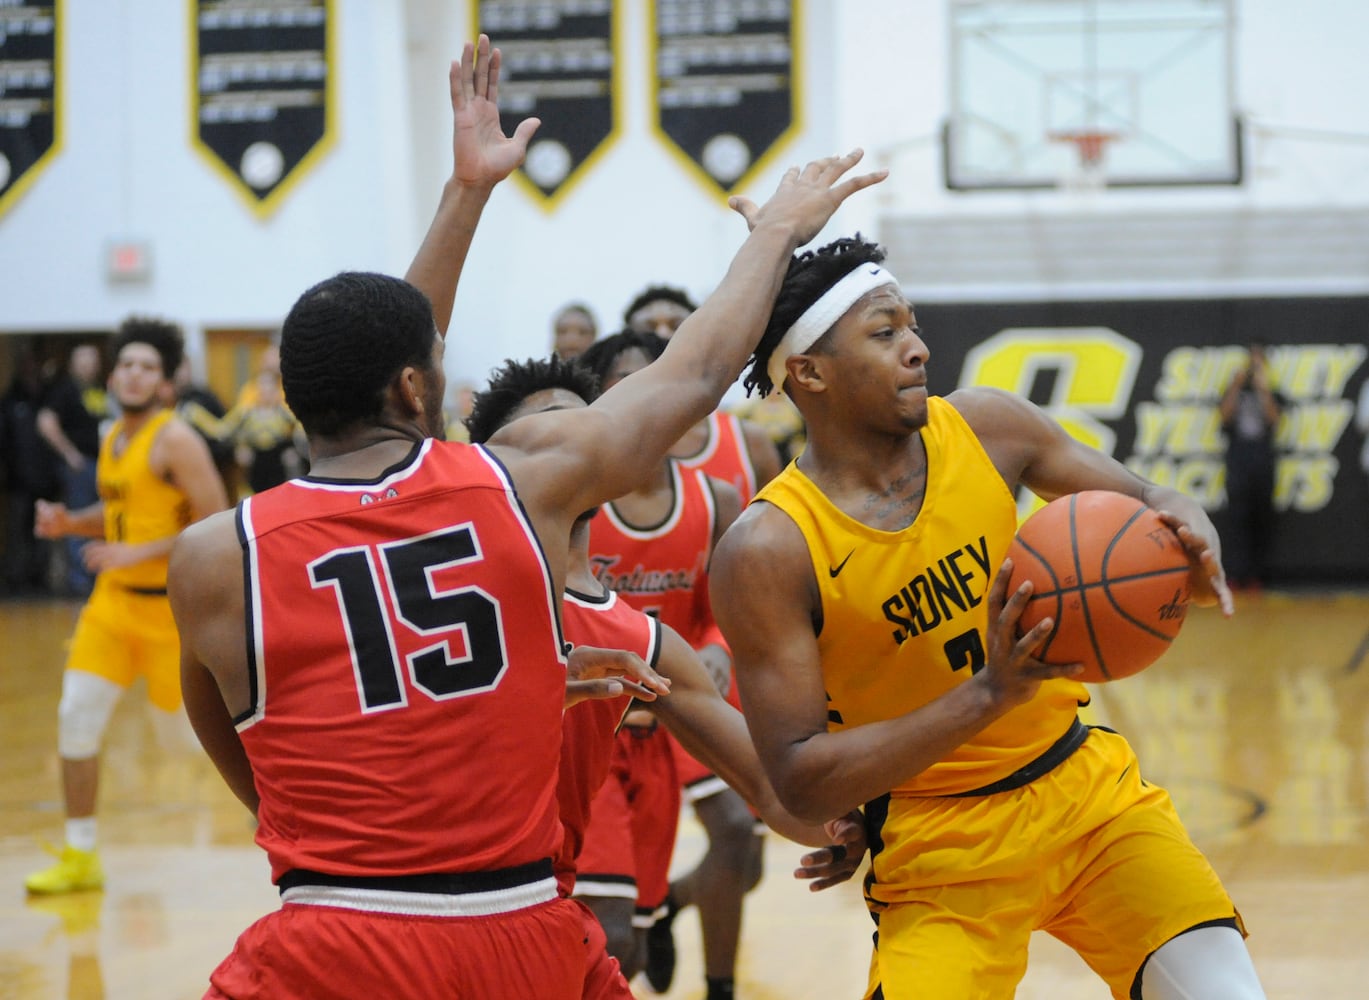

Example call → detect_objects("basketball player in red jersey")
166 35 885 1000
709 236 1263 1000
578 330 766 1000
463 355 865 999
624 283 785 502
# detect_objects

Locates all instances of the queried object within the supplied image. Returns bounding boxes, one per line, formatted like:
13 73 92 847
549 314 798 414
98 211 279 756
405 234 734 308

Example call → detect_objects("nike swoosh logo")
829 550 855 578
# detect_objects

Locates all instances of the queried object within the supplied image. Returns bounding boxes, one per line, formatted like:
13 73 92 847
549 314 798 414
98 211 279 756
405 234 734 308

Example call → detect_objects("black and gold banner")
0 1 60 218
476 0 618 207
191 0 334 217
651 0 799 195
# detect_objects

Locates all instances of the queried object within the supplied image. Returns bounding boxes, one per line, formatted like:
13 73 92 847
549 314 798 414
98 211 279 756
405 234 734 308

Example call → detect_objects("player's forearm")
404 178 493 337
660 219 803 403
767 683 1012 822
64 504 106 538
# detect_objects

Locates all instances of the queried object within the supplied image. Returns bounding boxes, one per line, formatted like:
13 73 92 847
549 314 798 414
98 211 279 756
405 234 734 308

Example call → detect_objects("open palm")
450 35 541 190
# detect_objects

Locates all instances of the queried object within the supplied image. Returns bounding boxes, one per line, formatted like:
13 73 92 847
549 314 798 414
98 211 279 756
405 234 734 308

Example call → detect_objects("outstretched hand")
728 149 887 244
450 34 541 191
564 644 672 710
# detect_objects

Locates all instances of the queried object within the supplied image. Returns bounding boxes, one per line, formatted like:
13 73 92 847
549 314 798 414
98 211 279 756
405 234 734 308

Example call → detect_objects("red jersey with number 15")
236 439 568 883
556 586 662 894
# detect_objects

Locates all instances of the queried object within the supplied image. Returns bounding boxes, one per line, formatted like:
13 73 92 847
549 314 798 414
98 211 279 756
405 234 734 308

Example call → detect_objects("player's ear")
789 354 826 394
393 365 426 417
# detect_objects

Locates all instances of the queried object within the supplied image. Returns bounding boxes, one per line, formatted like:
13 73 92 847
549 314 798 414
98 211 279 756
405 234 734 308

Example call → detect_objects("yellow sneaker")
25 845 105 895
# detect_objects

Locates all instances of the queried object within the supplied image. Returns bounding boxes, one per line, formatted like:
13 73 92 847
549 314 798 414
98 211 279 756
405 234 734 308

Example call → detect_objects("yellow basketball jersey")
96 409 191 591
755 396 1088 796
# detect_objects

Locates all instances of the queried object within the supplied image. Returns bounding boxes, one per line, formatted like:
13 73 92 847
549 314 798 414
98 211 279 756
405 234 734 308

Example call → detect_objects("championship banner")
191 0 335 217
650 0 799 196
476 0 618 207
0 2 60 218
914 297 1369 583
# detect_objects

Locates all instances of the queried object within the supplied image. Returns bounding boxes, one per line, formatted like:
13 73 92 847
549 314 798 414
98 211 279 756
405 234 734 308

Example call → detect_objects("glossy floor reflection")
2 592 1368 999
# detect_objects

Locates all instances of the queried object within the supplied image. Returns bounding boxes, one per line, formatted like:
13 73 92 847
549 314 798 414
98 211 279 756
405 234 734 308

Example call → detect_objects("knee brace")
1141 924 1266 1000
57 670 125 759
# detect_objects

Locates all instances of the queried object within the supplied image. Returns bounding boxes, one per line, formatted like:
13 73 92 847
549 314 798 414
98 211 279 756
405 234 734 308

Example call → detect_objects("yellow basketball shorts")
65 576 183 712
864 727 1242 1000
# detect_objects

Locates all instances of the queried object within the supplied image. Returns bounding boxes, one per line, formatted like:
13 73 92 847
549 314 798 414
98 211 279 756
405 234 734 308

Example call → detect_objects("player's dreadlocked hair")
111 316 184 378
742 234 887 397
621 284 698 326
279 272 436 438
577 329 668 386
465 356 601 445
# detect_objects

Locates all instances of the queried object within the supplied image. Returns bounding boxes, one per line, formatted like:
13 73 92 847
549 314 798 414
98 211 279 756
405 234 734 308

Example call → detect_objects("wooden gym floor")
2 591 1368 999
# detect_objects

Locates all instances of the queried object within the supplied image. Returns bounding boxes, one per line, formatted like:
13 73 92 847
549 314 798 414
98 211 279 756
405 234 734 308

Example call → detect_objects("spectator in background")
1219 341 1285 592
624 284 697 340
551 302 598 360
37 344 110 597
171 356 236 498
188 345 305 496
2 345 59 594
225 367 304 495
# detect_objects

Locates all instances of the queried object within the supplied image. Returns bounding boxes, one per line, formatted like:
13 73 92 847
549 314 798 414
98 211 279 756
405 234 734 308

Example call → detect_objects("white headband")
766 264 896 393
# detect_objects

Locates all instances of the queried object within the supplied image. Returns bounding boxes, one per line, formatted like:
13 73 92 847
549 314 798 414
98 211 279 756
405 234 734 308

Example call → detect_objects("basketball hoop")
1048 130 1118 193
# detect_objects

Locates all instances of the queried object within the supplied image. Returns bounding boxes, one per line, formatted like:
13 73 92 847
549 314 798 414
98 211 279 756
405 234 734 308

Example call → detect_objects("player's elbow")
771 758 855 825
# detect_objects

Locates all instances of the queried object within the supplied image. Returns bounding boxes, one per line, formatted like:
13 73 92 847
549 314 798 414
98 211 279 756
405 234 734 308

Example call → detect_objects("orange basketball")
1007 490 1192 683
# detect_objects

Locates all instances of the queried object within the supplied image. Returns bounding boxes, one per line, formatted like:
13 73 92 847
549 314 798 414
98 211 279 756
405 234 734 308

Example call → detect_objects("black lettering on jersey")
878 535 990 647
825 691 844 726
882 592 916 645
907 575 942 634
590 554 697 595
945 548 983 608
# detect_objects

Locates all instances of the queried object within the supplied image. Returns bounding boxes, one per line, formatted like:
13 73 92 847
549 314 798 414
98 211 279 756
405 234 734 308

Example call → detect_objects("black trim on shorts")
949 717 1090 797
277 857 554 897
1130 917 1241 999
863 793 891 928
123 585 168 596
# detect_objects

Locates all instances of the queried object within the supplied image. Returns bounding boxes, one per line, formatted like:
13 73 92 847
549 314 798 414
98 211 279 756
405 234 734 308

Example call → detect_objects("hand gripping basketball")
1008 491 1192 683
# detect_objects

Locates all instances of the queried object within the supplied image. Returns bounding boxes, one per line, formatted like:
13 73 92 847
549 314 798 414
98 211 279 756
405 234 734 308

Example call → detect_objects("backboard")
945 0 1242 190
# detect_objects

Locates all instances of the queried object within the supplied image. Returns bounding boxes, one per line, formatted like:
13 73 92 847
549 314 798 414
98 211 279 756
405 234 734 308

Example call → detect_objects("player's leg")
868 893 1033 1000
667 784 764 999
626 725 682 991
574 753 641 973
27 583 132 893
1139 924 1266 1000
1044 728 1263 999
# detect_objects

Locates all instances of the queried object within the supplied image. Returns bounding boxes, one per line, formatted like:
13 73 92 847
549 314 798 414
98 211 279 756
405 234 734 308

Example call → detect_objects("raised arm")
404 35 540 335
951 386 1232 615
492 152 887 520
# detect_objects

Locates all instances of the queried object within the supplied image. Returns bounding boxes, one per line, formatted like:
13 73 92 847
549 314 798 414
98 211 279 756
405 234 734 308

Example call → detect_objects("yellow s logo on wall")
959 328 1142 516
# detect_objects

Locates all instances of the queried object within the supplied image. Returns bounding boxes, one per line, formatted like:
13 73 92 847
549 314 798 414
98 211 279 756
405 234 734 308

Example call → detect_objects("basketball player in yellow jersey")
27 318 228 895
708 236 1267 1000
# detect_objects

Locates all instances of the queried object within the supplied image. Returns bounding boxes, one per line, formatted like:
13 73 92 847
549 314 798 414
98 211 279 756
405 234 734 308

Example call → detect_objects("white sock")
66 817 98 852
